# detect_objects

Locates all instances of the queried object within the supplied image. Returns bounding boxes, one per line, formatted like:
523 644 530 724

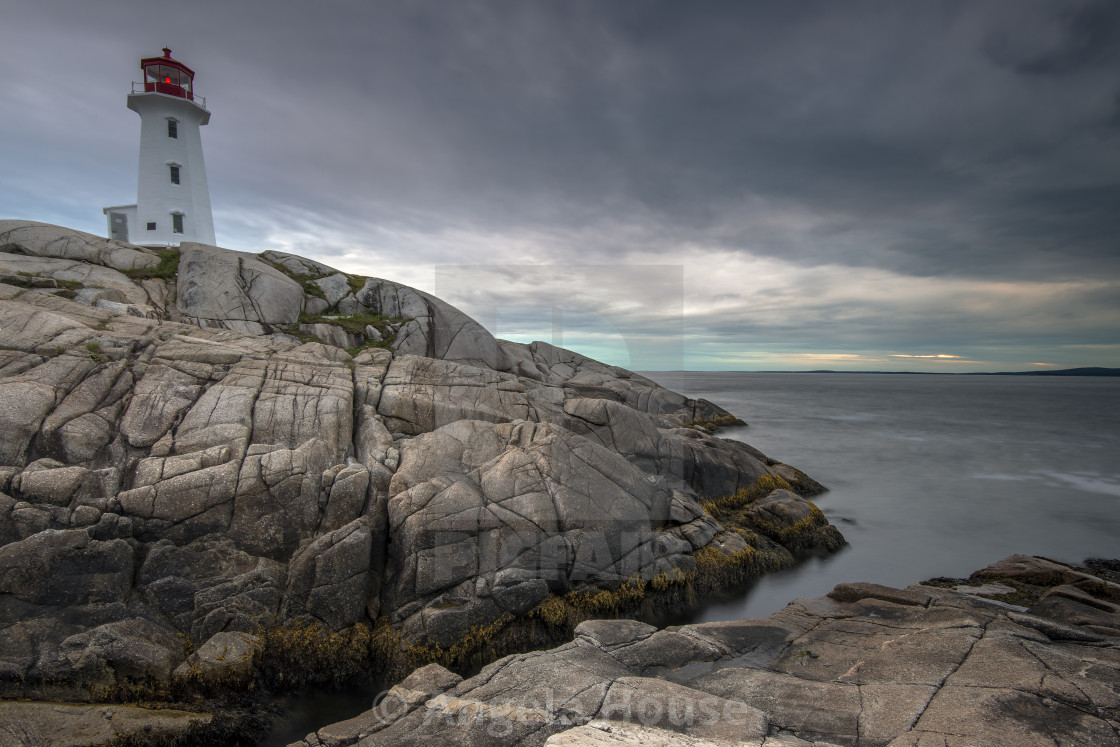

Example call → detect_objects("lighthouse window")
169 165 180 185
168 120 178 139
172 214 184 234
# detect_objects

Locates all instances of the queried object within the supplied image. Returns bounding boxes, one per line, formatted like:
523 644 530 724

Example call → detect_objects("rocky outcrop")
0 220 841 702
294 555 1120 747
383 418 724 646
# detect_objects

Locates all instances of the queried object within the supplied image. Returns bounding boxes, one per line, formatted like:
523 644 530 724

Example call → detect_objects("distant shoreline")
794 367 1120 376
644 367 1120 376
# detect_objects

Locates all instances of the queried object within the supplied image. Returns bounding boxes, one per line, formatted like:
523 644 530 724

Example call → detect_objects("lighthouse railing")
131 82 206 109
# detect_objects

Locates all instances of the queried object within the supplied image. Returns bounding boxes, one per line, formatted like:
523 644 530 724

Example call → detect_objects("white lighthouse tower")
103 48 215 247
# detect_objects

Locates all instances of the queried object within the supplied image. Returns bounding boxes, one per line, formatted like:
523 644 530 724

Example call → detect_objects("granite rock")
0 222 841 701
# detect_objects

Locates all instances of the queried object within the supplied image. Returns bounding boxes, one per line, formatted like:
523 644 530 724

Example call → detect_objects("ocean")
643 371 1120 623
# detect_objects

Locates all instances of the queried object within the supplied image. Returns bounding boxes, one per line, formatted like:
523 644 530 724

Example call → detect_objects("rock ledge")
293 555 1120 747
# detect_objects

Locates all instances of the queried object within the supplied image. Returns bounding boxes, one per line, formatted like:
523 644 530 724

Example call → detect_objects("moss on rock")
123 248 179 281
679 414 747 433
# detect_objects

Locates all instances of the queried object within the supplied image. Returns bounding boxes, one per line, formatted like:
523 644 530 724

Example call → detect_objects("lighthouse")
103 48 215 247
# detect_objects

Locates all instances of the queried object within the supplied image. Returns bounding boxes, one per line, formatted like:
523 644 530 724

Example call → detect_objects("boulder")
336 294 359 315
0 220 160 272
176 243 303 324
312 273 353 308
173 631 262 687
355 278 512 371
305 296 330 316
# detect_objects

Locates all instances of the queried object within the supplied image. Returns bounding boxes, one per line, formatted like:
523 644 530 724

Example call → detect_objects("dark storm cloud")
6 0 1118 276
262 0 1118 280
985 0 1120 76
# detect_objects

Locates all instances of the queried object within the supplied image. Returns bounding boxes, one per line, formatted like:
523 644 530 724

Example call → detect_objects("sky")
3 0 1119 372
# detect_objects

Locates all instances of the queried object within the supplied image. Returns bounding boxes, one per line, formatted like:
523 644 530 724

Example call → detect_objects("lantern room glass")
144 64 193 98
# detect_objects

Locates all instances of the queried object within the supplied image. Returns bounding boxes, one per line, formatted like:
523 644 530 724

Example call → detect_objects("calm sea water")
644 371 1120 623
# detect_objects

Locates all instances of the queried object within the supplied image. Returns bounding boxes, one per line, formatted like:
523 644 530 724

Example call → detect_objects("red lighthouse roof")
139 48 197 101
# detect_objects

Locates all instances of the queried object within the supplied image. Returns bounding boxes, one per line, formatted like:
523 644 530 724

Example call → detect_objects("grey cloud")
4 0 1120 369
985 0 1120 76
20 0 1110 279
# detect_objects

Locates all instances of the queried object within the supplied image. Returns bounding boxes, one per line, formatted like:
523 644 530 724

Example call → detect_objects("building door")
109 212 129 242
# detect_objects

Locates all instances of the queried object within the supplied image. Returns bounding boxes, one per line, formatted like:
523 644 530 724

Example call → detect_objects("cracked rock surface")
0 221 841 718
293 556 1120 747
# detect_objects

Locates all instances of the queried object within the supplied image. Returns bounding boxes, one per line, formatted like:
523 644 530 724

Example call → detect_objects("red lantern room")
140 47 196 101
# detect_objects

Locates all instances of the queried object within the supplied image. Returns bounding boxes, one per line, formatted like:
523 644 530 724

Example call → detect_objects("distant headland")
780 367 1120 376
